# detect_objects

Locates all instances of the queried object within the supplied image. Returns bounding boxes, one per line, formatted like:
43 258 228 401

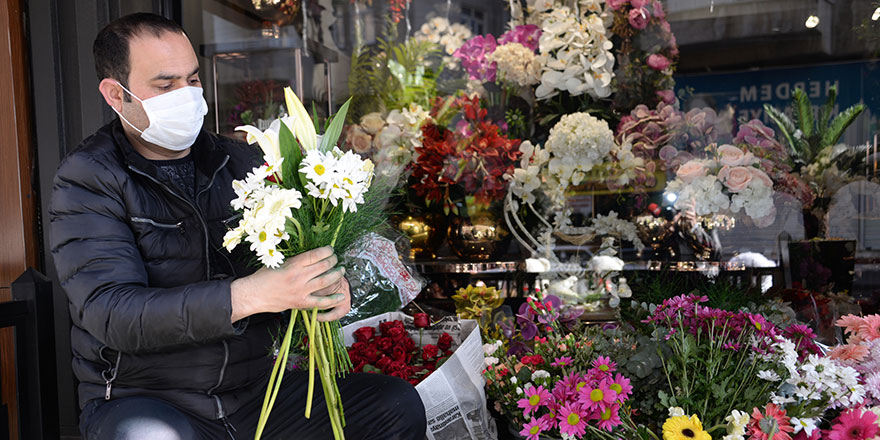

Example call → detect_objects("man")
49 13 426 440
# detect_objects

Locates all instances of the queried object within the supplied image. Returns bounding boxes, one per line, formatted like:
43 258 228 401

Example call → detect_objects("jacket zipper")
210 341 236 439
130 216 185 233
99 347 122 400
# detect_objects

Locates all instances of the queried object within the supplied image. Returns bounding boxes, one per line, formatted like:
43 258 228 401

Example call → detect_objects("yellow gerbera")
662 414 712 440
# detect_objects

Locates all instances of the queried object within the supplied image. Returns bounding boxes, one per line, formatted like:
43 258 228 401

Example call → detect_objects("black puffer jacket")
49 120 278 421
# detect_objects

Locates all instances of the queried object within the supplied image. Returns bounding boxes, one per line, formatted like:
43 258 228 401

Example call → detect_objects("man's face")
113 31 201 138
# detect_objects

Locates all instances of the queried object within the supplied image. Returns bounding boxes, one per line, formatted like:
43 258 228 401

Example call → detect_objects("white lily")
284 87 318 151
235 117 295 170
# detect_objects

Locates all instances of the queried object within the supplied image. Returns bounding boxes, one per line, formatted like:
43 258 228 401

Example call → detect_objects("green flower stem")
305 308 319 418
315 321 344 437
255 309 298 440
330 212 345 248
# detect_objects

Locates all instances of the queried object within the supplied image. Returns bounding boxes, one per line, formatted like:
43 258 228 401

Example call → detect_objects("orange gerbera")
747 403 793 440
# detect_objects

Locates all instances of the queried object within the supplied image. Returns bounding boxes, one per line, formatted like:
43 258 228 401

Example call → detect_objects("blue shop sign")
674 60 880 143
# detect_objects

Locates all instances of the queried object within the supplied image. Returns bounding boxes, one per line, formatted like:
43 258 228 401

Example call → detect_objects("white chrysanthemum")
791 417 818 435
301 149 336 187
487 42 542 87
668 407 686 418
757 370 781 381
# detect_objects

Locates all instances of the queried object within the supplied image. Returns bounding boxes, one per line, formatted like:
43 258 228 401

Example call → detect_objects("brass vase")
397 214 446 260
634 215 672 255
447 208 508 261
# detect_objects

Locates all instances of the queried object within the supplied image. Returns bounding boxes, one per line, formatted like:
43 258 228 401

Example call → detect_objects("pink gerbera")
592 356 617 374
557 402 588 437
578 379 617 411
520 417 547 440
517 385 551 417
596 403 622 431
608 373 633 402
552 356 574 368
830 344 870 362
837 314 864 336
748 403 794 440
828 408 879 440
857 315 880 341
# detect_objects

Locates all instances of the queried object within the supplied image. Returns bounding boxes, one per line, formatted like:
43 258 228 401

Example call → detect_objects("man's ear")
98 79 124 112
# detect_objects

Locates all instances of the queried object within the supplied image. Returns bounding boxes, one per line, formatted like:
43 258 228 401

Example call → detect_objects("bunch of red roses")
347 315 454 386
410 95 521 214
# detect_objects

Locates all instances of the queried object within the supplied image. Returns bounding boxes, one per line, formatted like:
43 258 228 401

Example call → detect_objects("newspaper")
341 312 497 440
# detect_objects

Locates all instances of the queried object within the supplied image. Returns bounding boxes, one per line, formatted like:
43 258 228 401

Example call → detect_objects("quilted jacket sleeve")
49 151 239 354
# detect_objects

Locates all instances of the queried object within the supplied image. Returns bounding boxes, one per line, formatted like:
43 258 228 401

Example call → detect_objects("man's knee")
82 398 198 440
375 376 427 437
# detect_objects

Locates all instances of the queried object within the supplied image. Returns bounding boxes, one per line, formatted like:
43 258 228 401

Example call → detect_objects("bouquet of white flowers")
225 87 389 439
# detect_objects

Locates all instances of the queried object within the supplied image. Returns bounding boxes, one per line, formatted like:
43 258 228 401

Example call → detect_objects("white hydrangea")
487 42 542 87
373 104 430 179
730 178 774 220
545 112 615 188
534 6 614 100
667 174 731 217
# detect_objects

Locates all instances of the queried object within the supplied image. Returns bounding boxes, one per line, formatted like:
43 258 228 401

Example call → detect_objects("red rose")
386 327 407 341
422 344 439 361
444 350 453 358
408 378 420 386
392 344 410 363
351 341 368 354
376 337 393 353
388 360 407 373
403 337 416 352
437 332 453 351
521 355 545 366
364 347 381 363
379 320 405 337
352 360 368 372
376 355 392 371
353 326 375 343
413 313 430 329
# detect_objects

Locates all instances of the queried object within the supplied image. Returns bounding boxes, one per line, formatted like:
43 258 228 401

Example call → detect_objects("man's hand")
229 246 349 322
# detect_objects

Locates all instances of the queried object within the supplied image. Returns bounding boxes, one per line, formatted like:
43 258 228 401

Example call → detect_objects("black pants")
79 372 427 440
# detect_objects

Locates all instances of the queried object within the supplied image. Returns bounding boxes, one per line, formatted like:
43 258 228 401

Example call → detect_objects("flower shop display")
414 16 474 69
607 0 678 113
226 88 388 439
453 284 505 328
342 312 494 440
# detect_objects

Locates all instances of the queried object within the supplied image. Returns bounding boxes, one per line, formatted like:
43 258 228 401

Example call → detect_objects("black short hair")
93 13 187 87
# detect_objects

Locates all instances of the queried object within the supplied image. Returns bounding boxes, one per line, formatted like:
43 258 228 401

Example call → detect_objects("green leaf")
822 103 866 148
818 85 837 133
764 104 800 159
319 98 353 153
278 121 302 188
793 88 815 140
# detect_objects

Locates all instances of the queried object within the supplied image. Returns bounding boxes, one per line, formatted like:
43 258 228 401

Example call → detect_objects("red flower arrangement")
347 319 454 386
410 96 522 213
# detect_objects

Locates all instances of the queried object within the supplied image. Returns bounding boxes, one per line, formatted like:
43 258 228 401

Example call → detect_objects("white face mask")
113 82 208 151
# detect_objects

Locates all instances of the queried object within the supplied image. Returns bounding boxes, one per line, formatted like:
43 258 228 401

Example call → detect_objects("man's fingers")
298 253 339 281
305 267 345 293
289 246 334 266
310 279 344 297
304 293 345 310
317 304 350 322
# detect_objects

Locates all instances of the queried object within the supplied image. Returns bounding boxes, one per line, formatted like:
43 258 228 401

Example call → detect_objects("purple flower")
453 34 497 82
652 0 666 19
630 0 648 8
656 89 675 104
628 8 650 30
552 356 574 367
498 25 542 52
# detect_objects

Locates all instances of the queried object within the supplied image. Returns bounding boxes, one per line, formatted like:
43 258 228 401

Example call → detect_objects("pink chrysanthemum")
609 373 633 402
557 402 587 437
579 379 617 411
596 403 622 431
858 315 880 341
552 356 574 368
592 356 617 374
748 403 794 440
828 408 879 440
539 411 558 430
517 385 551 417
520 417 546 440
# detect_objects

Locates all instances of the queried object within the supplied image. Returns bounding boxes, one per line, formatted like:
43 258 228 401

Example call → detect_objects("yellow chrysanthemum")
662 414 712 440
